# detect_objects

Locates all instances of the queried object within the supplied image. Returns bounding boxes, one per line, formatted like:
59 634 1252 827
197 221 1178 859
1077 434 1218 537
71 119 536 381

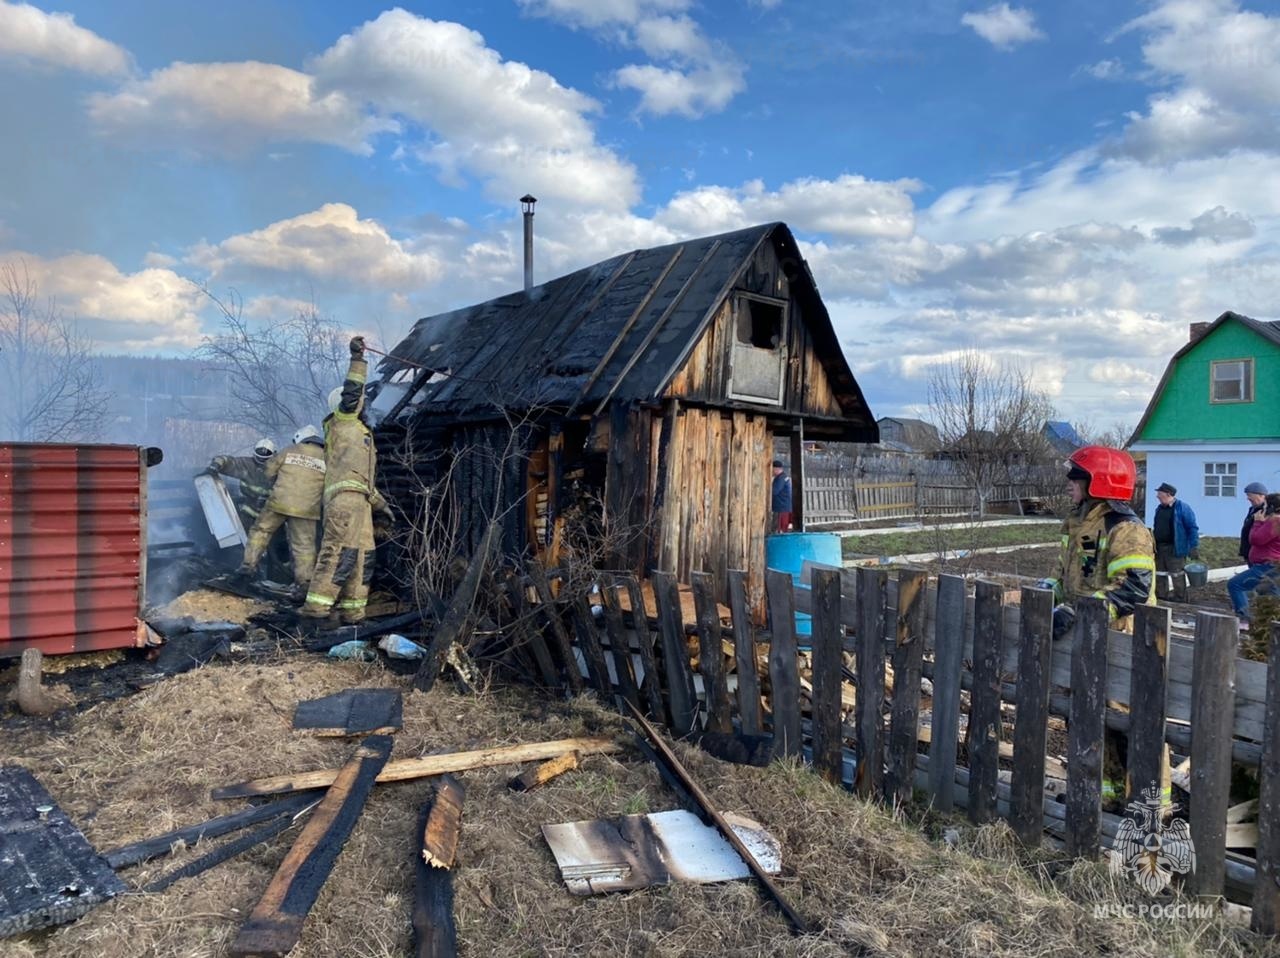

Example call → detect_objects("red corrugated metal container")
0 443 147 657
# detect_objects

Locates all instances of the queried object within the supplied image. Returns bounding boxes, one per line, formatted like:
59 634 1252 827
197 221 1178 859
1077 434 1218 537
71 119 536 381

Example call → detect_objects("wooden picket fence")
506 561 1280 932
804 476 1046 524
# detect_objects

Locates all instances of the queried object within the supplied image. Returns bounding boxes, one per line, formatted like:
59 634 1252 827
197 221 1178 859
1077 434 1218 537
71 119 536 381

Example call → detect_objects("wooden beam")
508 752 580 793
623 699 809 935
144 810 313 894
413 777 465 958
212 737 623 800
789 430 805 532
421 776 464 870
230 735 393 957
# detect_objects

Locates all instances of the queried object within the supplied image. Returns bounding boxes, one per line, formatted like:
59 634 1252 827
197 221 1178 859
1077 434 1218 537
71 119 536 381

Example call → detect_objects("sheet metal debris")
194 473 247 548
0 766 125 938
541 809 781 895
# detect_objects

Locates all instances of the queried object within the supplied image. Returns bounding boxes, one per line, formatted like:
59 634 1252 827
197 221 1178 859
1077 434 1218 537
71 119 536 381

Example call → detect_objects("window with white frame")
1204 461 1238 497
1211 359 1254 403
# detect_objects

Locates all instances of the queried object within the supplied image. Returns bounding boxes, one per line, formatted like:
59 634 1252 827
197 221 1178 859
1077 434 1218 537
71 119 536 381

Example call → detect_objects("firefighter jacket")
211 456 272 512
1048 498 1156 629
263 441 326 520
323 355 388 513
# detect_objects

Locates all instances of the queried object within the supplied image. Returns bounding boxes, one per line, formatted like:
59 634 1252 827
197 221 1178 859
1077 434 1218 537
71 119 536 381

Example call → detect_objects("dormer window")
737 295 785 349
727 292 788 405
1211 359 1253 403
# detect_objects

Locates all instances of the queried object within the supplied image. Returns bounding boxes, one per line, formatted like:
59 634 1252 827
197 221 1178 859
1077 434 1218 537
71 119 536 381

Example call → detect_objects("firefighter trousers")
242 508 318 586
300 491 375 623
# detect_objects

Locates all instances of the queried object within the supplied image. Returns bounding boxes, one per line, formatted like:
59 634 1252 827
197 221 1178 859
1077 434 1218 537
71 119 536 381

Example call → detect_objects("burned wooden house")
370 222 877 606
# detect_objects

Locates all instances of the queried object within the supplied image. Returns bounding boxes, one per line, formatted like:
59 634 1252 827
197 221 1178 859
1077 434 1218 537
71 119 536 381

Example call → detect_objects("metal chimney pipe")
521 194 537 292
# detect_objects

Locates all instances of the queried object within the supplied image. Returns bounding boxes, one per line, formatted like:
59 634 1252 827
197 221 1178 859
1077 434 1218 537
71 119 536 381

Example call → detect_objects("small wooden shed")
371 222 877 607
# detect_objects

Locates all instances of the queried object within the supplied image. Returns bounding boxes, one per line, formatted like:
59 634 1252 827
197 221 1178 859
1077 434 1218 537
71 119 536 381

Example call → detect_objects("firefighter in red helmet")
1041 445 1159 807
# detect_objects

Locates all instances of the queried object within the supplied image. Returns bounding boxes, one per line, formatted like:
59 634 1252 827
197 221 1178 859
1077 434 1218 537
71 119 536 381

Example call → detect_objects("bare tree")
193 286 347 438
927 350 1057 515
0 261 111 443
1073 418 1136 449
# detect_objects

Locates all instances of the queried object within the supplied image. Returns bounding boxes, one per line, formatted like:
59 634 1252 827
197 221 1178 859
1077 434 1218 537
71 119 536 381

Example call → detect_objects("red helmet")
1066 445 1136 500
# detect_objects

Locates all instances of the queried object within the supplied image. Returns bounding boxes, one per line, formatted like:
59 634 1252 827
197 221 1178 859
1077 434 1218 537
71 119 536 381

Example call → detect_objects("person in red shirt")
1229 492 1280 630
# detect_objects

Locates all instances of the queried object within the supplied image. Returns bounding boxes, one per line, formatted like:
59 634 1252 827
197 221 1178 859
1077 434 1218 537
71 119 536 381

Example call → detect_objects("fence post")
599 578 642 713
765 569 802 759
1188 611 1237 899
652 571 697 736
855 567 887 799
1253 621 1280 934
811 568 844 785
1010 585 1053 845
571 596 613 702
886 569 926 807
692 572 732 735
928 574 966 811
968 580 1003 824
1126 603 1170 805
621 576 666 721
727 570 763 736
1066 596 1108 859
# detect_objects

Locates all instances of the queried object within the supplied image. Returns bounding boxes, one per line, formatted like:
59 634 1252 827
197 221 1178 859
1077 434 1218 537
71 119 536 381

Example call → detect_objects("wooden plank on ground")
1066 597 1108 860
229 735 393 957
810 568 844 785
622 576 666 721
1010 585 1053 846
509 752 580 792
653 571 697 736
886 569 926 807
928 574 965 812
692 571 732 734
1252 621 1280 934
765 569 801 760
599 579 642 712
528 561 583 694
1127 603 1170 803
855 567 887 800
1188 611 1237 898
728 570 763 736
968 581 1003 825
413 776 464 958
212 737 623 800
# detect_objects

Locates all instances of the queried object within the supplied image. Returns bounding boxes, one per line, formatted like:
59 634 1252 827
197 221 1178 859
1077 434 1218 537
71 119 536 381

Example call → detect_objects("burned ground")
3 651 1273 958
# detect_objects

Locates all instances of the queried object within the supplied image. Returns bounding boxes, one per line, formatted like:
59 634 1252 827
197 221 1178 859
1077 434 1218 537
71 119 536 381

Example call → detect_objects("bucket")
1185 561 1209 588
765 532 843 637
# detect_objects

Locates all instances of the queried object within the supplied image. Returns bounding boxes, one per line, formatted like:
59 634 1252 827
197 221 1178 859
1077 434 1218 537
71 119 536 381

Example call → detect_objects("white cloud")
187 203 444 292
88 61 396 155
311 10 639 208
1082 58 1124 80
1 252 204 350
515 0 690 31
960 4 1045 50
1152 205 1256 245
614 59 745 117
0 0 132 76
1089 359 1159 385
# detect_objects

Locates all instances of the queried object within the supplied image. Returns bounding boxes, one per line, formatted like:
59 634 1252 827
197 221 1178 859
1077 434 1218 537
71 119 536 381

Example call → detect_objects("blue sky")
3 0 1280 429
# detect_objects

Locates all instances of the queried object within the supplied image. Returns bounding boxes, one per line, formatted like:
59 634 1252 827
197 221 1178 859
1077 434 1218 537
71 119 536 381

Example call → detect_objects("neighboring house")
370 222 878 609
1129 311 1280 536
1041 420 1083 456
876 417 940 454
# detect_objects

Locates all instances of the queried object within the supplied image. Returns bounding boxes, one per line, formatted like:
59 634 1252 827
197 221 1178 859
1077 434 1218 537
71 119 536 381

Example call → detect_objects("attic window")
1211 359 1253 403
735 294 786 350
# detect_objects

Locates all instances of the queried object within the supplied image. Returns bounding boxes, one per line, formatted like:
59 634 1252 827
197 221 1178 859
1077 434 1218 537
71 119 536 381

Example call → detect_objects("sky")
2 0 1279 430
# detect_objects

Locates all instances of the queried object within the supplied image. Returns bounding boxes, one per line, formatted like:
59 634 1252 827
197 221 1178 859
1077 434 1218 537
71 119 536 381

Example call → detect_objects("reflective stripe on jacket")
1052 499 1156 629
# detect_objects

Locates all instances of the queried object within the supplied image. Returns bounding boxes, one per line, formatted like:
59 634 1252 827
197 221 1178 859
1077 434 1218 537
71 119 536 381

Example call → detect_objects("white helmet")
328 386 343 412
292 424 321 445
253 438 276 462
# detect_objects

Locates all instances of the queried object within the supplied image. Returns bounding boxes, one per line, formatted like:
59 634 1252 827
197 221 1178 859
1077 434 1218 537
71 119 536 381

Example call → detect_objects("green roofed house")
1129 311 1280 536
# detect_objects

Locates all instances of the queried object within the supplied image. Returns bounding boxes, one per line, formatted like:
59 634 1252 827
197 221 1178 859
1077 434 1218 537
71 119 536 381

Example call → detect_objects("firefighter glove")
349 335 366 356
1052 604 1076 641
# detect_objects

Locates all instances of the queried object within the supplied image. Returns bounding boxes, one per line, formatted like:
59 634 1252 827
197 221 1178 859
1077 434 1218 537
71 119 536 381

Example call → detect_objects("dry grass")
4 654 1276 958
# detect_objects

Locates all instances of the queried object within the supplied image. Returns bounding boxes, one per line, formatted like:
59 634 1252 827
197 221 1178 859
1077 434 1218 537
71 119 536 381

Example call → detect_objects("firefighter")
234 425 326 593
300 336 392 624
1041 445 1158 807
208 439 276 532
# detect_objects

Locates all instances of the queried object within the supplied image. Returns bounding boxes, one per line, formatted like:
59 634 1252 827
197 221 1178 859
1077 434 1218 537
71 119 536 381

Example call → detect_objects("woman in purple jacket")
1229 493 1280 629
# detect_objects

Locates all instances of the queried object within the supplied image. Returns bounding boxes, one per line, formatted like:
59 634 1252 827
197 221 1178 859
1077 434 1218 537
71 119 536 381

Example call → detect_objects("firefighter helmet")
292 424 321 445
1066 445 1136 500
252 438 276 463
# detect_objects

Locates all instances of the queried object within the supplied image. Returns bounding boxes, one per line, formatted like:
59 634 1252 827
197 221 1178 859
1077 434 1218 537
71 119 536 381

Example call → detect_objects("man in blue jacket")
771 459 793 532
1152 482 1199 601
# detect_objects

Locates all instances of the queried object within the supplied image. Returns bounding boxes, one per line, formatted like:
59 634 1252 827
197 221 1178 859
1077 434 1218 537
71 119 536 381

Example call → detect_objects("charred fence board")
855 567 887 799
692 572 732 735
1009 586 1053 845
727 570 764 737
927 574 966 811
528 561 583 694
765 569 801 760
886 569 926 808
600 579 643 711
413 777 465 958
572 597 614 701
967 581 1003 825
1127 603 1170 804
1066 597 1108 860
502 575 560 690
1188 612 1237 898
622 576 666 720
810 568 844 785
652 571 697 736
1253 621 1280 934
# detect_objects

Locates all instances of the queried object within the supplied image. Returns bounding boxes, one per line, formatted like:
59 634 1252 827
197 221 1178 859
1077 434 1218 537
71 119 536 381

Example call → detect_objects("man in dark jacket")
771 459 792 532
1240 482 1268 561
1151 482 1199 601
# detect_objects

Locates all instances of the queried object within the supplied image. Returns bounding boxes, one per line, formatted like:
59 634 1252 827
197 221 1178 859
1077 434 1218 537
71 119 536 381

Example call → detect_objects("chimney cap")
521 194 537 206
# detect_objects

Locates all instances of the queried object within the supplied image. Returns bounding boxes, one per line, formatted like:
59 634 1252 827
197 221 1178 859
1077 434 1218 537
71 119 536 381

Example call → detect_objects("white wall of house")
1134 443 1280 536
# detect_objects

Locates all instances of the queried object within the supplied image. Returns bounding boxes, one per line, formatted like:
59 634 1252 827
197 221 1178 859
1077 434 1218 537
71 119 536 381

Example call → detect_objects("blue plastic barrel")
765 532 843 637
